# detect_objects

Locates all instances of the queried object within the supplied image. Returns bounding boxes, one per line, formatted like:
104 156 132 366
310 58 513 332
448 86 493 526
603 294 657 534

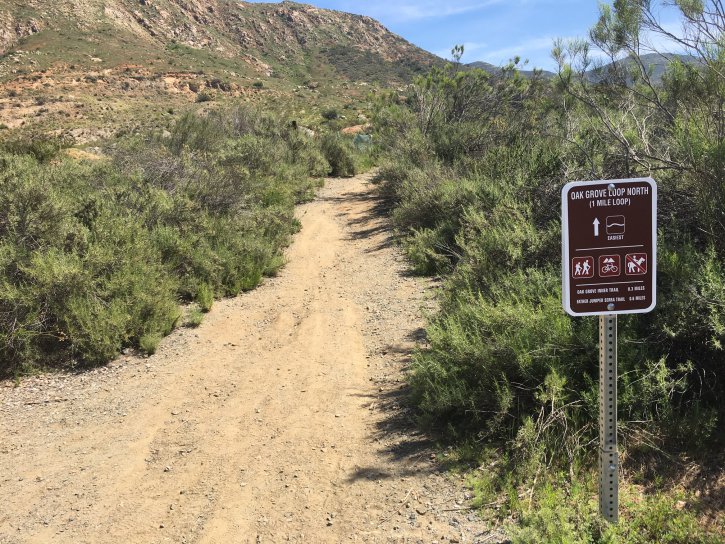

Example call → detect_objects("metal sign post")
599 314 618 522
561 178 657 523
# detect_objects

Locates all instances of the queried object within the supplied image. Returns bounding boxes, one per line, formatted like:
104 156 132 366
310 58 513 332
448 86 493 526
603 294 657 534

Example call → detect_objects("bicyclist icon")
598 255 621 277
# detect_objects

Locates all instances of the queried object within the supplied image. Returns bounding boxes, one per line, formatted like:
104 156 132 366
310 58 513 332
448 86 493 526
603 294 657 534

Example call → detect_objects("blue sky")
245 1 603 70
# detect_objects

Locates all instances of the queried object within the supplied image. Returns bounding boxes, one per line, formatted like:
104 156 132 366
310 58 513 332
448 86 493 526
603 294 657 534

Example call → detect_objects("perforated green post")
599 315 618 523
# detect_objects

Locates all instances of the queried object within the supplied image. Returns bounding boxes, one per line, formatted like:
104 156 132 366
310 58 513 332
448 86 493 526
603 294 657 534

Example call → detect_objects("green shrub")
510 479 721 544
0 158 181 370
411 268 582 436
607 494 721 544
375 7 724 540
166 112 225 153
220 134 281 175
284 130 330 178
186 307 204 328
0 134 74 162
375 31 724 449
511 483 597 544
0 105 323 376
196 283 214 312
321 108 339 120
320 133 356 177
139 332 163 355
404 227 454 275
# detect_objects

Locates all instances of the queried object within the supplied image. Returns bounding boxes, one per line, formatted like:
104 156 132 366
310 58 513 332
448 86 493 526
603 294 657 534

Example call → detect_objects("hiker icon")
625 253 647 275
572 257 594 279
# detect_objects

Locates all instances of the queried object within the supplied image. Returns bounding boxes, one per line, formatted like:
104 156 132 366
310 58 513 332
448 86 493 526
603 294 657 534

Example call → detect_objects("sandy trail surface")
0 174 497 543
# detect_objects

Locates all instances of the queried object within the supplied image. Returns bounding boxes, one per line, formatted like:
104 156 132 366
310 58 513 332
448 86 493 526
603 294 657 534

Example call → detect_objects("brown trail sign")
561 177 657 524
562 177 657 316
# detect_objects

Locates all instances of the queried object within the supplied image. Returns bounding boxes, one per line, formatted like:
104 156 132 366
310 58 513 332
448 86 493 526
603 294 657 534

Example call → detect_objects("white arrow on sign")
593 218 600 237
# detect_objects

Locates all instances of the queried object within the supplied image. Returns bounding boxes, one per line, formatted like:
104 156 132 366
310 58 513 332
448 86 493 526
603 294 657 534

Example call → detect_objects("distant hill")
584 53 699 83
466 60 555 79
0 0 444 138
467 53 698 83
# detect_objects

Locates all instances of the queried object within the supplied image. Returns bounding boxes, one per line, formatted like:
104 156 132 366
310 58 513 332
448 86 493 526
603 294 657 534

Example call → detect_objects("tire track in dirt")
0 173 499 543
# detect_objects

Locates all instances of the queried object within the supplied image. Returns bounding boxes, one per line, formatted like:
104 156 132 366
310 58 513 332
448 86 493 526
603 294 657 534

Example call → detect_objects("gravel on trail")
0 172 509 544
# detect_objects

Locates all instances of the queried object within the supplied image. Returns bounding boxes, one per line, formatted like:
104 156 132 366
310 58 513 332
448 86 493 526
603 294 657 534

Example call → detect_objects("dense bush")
377 0 723 450
0 155 180 370
320 133 356 177
509 479 720 544
0 134 74 162
321 108 339 121
0 106 326 376
374 2 723 540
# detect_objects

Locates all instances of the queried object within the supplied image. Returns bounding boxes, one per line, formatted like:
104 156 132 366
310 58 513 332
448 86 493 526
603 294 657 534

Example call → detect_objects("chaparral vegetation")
373 1 723 541
0 0 721 540
0 107 354 375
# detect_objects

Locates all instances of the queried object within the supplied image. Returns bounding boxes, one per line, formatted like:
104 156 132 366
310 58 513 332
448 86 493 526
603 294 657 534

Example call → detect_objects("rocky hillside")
0 0 442 138
2 0 435 62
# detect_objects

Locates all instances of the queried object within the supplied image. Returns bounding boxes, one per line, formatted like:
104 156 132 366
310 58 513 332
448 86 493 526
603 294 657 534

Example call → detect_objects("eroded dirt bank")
0 173 497 543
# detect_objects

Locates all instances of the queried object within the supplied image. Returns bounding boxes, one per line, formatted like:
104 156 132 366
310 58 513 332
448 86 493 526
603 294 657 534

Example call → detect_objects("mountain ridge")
0 0 443 137
0 1 698 140
0 1 442 74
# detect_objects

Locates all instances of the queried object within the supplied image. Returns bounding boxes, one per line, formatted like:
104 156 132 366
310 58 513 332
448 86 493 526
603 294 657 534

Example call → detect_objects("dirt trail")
0 174 496 543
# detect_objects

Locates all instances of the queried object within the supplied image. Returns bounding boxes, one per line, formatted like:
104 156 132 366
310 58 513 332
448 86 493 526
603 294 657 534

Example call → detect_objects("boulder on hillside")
341 123 371 135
